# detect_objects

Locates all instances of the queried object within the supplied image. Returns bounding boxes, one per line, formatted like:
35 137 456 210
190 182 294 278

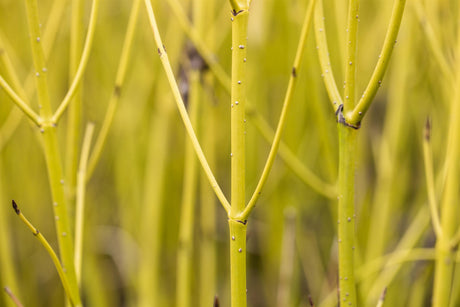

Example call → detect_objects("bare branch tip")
12 200 20 215
380 287 388 300
213 295 219 307
308 294 315 306
424 117 431 141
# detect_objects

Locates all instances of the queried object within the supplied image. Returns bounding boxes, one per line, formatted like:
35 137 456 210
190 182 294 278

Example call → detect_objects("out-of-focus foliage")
0 0 459 306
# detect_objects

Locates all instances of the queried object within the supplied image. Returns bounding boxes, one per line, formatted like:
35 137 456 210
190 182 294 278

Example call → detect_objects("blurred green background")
0 0 458 306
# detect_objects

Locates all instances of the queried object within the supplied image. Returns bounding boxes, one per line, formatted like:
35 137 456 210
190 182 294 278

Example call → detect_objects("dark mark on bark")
336 104 360 129
114 85 122 97
12 200 20 215
231 9 244 16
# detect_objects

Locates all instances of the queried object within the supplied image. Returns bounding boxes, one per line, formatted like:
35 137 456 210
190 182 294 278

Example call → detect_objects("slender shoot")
87 0 141 178
347 0 407 125
314 0 343 112
343 0 359 113
0 75 41 126
239 0 317 220
11 201 79 307
74 123 95 285
52 0 99 123
143 0 230 213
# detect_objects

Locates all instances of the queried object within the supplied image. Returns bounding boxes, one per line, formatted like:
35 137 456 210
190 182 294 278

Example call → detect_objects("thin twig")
314 0 343 113
0 75 41 126
239 0 317 220
74 123 95 285
143 0 231 214
52 0 99 123
164 0 332 200
343 0 359 112
86 0 141 178
11 200 79 307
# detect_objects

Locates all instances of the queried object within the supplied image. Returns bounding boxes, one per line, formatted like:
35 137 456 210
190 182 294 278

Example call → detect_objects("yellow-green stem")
314 0 343 113
347 0 406 125
65 0 85 201
344 0 359 112
24 0 81 305
230 10 248 218
432 6 460 304
0 179 20 307
240 0 317 220
194 0 217 304
143 0 230 213
365 205 430 304
0 0 66 148
12 201 78 306
52 0 99 123
177 70 199 307
432 63 460 307
248 111 337 199
87 0 141 179
229 219 248 307
138 94 173 307
230 0 250 12
199 102 217 306
4 287 23 307
229 8 249 307
337 123 357 306
423 119 443 239
376 288 387 307
74 123 95 285
161 0 335 206
0 75 40 126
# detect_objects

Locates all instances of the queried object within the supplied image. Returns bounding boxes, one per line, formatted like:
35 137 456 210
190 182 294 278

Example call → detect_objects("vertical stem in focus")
229 219 248 307
229 8 249 307
230 9 248 217
338 1 359 302
344 0 359 112
337 123 357 306
25 0 81 305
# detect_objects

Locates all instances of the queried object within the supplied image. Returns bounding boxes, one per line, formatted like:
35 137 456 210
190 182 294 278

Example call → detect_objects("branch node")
336 104 360 129
231 9 245 16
